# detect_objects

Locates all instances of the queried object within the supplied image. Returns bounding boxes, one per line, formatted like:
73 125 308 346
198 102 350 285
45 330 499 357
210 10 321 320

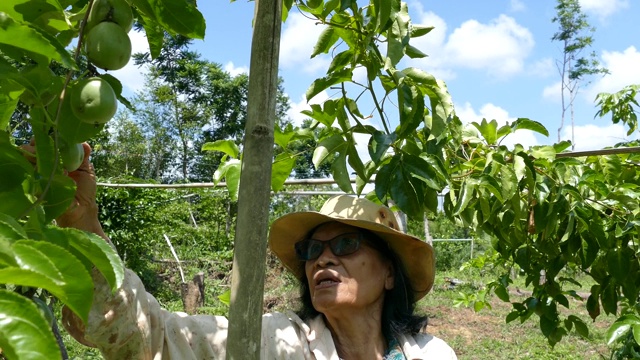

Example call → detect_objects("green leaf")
453 179 475 216
472 119 498 145
346 141 365 180
0 289 61 360
385 2 410 67
331 150 352 193
218 289 231 306
368 131 395 164
410 25 434 38
44 227 124 292
511 118 549 137
99 74 133 111
405 44 427 59
389 160 423 217
300 102 337 127
570 316 590 339
606 315 640 345
306 68 352 101
313 134 345 169
311 27 338 58
633 324 640 346
273 124 303 149
531 146 556 161
19 240 93 320
202 140 240 159
214 159 241 201
373 0 391 31
0 0 68 37
41 174 76 222
586 293 600 321
506 310 520 323
327 50 354 74
601 281 618 315
375 156 398 202
138 13 164 59
0 88 22 129
397 84 424 137
0 213 27 241
0 12 75 69
540 314 556 337
147 0 206 38
478 174 504 202
402 153 440 190
271 152 295 192
494 285 510 302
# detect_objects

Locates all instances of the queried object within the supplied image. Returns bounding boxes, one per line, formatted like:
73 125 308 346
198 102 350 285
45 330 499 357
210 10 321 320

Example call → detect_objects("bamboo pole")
225 0 282 357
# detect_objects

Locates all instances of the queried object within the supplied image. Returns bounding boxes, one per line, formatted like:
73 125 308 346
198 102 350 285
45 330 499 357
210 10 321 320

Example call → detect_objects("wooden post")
225 0 282 358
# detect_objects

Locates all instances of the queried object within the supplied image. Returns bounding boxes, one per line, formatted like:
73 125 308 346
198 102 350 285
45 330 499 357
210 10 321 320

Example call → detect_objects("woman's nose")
316 244 337 267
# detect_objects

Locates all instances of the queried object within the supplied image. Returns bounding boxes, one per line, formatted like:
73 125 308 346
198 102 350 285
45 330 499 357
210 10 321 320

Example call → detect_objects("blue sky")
114 0 640 152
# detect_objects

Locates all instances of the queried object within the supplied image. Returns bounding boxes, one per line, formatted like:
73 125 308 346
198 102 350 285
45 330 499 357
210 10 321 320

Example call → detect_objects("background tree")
551 0 608 149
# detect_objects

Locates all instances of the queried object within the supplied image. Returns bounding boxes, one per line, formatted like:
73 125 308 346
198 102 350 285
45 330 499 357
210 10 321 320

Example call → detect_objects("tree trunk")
226 0 282 358
388 199 407 232
423 214 433 246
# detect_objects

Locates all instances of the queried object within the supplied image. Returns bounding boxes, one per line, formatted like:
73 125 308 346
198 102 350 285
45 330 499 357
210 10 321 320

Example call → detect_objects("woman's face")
304 222 394 316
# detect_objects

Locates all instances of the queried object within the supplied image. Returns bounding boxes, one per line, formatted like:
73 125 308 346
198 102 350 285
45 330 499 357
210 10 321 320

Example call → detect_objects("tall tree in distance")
551 0 608 149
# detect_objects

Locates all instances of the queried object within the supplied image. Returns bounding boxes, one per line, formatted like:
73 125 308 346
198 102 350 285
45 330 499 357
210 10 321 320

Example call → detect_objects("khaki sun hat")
269 195 435 301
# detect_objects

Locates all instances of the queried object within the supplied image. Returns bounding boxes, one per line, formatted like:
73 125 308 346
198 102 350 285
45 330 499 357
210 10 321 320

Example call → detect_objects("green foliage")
595 84 639 135
97 186 235 294
0 0 206 356
279 0 638 352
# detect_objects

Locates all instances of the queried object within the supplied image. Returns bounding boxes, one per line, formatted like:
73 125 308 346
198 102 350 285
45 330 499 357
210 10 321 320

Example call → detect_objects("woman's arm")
54 143 229 359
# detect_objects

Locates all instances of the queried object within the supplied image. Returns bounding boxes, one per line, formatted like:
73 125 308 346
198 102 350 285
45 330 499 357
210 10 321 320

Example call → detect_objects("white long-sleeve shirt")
63 268 458 359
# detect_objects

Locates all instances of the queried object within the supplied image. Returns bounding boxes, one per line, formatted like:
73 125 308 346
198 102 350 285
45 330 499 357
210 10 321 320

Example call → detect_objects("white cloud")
510 0 526 12
224 61 248 76
279 13 330 74
407 11 534 79
445 15 534 77
456 102 540 148
579 0 629 20
564 123 639 151
542 81 562 102
111 30 150 95
528 57 555 78
585 46 640 100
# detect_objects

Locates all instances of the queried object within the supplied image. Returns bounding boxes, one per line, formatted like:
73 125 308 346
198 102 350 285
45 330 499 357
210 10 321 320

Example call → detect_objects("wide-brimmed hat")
269 195 435 301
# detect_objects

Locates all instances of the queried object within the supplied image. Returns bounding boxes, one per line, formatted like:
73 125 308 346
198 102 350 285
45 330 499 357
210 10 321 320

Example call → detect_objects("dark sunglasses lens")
295 239 323 261
332 235 360 256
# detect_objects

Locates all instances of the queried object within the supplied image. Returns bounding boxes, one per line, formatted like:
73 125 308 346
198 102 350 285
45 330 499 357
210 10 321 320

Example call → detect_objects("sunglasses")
295 232 364 261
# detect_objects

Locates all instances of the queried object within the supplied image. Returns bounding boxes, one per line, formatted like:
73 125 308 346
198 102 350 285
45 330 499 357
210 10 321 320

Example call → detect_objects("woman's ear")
384 262 395 290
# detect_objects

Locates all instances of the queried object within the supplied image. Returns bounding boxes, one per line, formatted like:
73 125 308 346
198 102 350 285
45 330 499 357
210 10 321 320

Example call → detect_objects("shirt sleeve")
62 267 230 359
400 332 458 359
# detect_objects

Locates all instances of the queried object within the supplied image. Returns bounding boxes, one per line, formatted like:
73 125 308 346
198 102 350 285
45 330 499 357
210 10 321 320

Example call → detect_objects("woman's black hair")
296 226 429 342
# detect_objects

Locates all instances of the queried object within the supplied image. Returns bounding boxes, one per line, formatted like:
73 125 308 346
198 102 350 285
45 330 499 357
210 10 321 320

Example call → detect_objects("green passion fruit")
51 94 105 144
86 0 134 33
85 22 132 71
59 142 85 172
70 77 118 125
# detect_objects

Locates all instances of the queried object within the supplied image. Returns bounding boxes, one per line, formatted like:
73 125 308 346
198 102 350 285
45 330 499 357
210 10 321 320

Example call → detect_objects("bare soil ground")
420 290 612 360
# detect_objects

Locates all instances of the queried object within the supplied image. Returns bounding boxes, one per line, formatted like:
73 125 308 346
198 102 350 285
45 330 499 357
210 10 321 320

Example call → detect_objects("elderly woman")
60 144 456 359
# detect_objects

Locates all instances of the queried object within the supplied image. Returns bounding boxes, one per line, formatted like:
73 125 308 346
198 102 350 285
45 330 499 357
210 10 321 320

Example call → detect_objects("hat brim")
268 211 435 301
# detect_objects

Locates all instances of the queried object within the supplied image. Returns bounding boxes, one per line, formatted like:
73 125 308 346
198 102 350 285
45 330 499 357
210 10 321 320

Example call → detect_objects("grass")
58 263 618 359
421 271 615 360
